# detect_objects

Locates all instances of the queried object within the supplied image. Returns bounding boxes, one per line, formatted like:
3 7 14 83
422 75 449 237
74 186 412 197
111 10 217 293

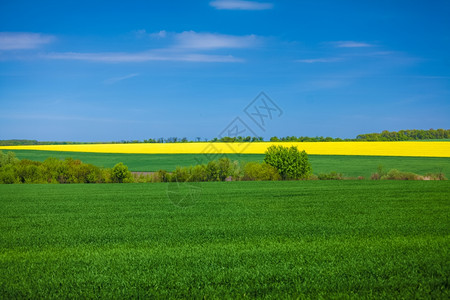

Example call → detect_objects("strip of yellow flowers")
0 142 449 157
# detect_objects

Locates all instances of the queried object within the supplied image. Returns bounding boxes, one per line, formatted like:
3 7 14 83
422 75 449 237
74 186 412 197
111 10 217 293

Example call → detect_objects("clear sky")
0 0 449 142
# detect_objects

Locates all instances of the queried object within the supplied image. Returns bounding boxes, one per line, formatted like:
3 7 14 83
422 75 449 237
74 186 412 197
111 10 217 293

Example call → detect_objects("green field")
6 150 450 178
1 181 449 298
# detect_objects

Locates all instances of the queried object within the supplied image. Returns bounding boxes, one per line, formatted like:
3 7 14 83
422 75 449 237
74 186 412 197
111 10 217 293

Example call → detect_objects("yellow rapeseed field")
0 142 449 157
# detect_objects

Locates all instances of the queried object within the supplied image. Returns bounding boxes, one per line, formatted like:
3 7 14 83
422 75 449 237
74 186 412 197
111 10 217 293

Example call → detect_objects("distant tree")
220 137 236 143
356 129 449 141
165 137 178 143
0 139 39 146
270 136 280 142
264 145 312 180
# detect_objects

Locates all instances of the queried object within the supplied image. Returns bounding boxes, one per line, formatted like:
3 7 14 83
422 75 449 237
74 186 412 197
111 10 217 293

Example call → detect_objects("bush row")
370 166 446 181
0 151 133 184
0 151 446 184
0 149 305 184
133 159 282 183
134 146 312 183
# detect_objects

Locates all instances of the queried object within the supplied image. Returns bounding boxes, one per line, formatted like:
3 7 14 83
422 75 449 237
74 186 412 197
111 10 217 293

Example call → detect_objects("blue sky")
0 0 449 142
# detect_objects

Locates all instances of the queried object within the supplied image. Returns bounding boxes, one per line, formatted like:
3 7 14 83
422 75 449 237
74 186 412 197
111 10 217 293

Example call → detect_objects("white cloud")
179 53 243 62
45 51 242 63
103 73 139 84
175 31 258 49
331 41 373 48
296 57 343 63
151 30 167 38
4 30 257 63
135 29 167 39
0 32 54 50
210 0 273 10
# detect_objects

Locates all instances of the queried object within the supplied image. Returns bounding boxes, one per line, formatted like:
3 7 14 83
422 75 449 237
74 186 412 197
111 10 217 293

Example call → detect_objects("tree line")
1 129 448 146
355 129 449 141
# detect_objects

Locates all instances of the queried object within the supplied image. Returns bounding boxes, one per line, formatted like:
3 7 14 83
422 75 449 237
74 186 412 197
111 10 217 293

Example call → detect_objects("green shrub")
190 165 207 182
318 171 344 180
133 173 153 183
172 166 190 182
0 165 20 184
425 172 447 180
217 157 233 181
83 164 103 183
243 162 281 181
111 163 134 183
264 145 312 180
230 160 243 181
15 159 42 183
206 161 220 181
0 155 134 184
156 169 169 182
381 169 421 180
308 174 319 180
42 158 65 183
0 151 19 168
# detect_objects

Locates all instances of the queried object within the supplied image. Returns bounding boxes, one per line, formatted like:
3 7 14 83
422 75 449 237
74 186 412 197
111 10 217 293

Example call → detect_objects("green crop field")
1 181 449 298
5 150 450 178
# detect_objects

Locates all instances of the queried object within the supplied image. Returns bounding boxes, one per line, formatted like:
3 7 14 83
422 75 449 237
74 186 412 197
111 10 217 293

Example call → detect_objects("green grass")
1 181 449 298
6 150 450 178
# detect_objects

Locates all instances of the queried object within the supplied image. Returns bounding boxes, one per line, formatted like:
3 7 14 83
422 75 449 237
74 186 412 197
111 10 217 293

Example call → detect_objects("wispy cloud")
175 31 258 49
103 73 139 84
150 30 167 39
210 0 273 10
135 29 167 39
44 51 242 63
43 30 259 63
0 32 55 50
135 30 259 49
331 41 374 48
2 30 257 63
296 57 343 63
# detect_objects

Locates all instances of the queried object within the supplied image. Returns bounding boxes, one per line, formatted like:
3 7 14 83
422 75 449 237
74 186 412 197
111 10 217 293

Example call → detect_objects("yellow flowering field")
0 142 449 157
